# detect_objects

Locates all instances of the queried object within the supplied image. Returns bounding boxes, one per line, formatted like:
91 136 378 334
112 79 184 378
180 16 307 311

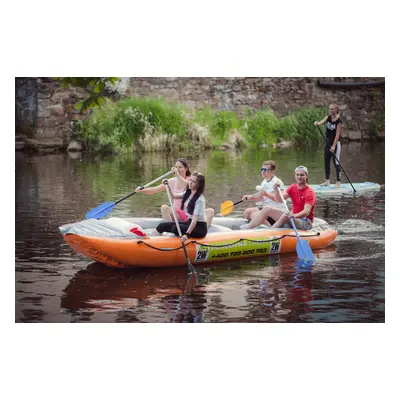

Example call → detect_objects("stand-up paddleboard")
305 182 381 195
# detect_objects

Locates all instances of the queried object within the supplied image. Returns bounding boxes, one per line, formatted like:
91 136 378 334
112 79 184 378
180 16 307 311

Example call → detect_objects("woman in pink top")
135 158 191 222
135 158 215 226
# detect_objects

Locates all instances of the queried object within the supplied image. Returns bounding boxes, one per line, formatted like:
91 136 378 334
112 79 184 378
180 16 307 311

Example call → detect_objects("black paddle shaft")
233 199 244 207
316 125 356 193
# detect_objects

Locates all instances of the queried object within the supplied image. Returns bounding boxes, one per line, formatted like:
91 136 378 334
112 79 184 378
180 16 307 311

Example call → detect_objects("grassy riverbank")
76 97 326 153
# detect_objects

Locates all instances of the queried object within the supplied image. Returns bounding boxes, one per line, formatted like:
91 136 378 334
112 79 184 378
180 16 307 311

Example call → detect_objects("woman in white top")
155 171 208 241
242 160 285 226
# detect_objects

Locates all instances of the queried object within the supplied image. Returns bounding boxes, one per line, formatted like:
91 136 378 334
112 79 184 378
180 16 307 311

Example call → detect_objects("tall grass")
77 97 188 153
191 105 243 147
76 97 325 153
242 108 280 147
281 107 327 145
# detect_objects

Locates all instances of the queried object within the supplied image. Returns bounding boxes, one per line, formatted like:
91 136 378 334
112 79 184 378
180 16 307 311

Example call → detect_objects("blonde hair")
263 160 276 170
329 104 340 115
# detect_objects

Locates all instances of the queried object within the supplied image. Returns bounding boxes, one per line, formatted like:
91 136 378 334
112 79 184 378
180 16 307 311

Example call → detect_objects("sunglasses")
261 168 270 172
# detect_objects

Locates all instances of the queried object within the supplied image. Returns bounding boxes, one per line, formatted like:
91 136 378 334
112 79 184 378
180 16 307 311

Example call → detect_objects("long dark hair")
176 158 191 177
181 171 205 215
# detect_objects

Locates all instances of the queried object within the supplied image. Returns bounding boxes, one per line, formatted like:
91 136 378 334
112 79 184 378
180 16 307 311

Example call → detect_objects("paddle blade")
296 239 315 263
295 258 314 269
85 201 116 219
220 200 234 216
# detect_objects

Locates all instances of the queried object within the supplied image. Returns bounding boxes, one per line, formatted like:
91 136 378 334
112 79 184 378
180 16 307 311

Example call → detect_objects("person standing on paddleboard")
314 104 343 188
242 160 285 227
246 166 316 230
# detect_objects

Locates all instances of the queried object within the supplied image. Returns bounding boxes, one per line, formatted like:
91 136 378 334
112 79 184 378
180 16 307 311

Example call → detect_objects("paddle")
164 182 197 275
220 189 262 216
85 170 173 219
316 125 356 193
277 188 315 264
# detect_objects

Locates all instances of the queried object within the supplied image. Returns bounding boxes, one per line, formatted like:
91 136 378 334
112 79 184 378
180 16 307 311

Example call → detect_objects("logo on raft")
194 237 282 263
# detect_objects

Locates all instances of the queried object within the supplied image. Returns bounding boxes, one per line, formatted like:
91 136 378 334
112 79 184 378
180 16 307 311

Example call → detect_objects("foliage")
368 113 385 140
279 107 327 145
192 106 241 141
117 97 188 139
241 108 280 147
77 95 326 153
54 77 120 112
77 97 189 153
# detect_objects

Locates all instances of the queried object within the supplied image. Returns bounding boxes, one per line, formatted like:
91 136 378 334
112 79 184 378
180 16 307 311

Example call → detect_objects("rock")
25 138 65 151
272 140 293 148
220 143 234 150
68 151 83 159
50 105 65 117
347 130 362 140
67 140 83 152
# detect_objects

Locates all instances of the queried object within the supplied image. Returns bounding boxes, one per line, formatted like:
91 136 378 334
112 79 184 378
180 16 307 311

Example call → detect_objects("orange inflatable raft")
59 217 338 269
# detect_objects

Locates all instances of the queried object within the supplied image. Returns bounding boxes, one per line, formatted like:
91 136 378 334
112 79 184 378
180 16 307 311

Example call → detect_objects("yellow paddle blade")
220 200 234 216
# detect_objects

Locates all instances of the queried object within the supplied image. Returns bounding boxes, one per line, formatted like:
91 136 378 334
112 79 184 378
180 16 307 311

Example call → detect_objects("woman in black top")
314 104 343 188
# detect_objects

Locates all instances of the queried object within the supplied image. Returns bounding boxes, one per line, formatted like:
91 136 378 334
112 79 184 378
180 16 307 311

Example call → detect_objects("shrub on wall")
77 97 189 153
77 96 326 153
242 109 280 147
279 107 326 145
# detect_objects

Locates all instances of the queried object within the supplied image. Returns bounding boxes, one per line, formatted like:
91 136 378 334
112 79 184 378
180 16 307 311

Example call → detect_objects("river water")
15 141 385 322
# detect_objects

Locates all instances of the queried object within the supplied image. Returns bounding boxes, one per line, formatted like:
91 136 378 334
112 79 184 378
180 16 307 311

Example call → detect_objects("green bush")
117 97 188 139
77 97 188 153
278 107 326 145
242 109 280 147
368 113 385 139
76 96 327 153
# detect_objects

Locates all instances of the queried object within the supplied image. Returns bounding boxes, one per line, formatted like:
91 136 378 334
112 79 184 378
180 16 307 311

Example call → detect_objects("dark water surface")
15 142 385 322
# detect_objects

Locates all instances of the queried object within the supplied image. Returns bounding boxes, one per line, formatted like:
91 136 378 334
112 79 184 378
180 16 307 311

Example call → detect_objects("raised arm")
172 167 189 186
314 116 328 126
134 183 165 194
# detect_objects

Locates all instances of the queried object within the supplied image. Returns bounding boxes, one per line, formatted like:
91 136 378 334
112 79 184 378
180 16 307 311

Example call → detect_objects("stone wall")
15 77 385 151
16 78 38 137
125 77 385 141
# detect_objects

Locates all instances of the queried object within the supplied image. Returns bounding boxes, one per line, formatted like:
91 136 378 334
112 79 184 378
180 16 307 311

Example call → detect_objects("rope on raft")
137 232 320 252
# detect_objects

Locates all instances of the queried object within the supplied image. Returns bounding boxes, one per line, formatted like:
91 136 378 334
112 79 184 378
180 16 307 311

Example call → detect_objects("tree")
54 77 120 113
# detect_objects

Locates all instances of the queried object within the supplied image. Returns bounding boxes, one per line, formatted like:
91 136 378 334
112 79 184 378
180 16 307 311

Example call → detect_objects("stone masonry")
15 77 385 151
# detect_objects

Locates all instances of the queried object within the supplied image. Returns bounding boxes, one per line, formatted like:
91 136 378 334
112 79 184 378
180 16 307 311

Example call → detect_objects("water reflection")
60 253 348 323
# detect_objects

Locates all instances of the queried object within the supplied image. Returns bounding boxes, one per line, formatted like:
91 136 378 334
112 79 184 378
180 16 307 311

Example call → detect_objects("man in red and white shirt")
247 166 316 230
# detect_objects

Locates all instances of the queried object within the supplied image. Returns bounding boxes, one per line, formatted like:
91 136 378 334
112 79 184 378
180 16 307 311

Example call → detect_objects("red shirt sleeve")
285 184 294 197
304 188 316 205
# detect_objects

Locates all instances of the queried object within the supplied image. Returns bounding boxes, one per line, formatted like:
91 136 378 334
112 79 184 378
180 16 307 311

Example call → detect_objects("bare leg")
248 207 285 229
245 207 270 226
244 207 258 221
271 214 289 228
273 216 307 229
205 208 215 228
161 205 173 222
247 208 270 229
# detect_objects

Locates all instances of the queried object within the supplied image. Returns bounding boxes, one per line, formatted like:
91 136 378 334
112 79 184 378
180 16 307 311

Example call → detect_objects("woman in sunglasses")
242 160 285 227
154 171 208 241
